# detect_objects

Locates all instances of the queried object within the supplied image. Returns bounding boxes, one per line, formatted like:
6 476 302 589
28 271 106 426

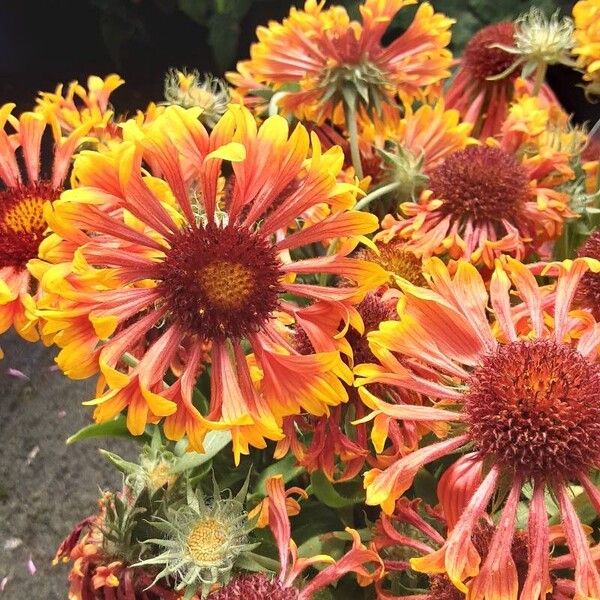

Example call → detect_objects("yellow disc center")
2 197 46 234
186 518 227 563
197 260 254 309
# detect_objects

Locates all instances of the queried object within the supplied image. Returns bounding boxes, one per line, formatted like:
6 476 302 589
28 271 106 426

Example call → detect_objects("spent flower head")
490 8 576 84
138 473 257 598
163 69 230 127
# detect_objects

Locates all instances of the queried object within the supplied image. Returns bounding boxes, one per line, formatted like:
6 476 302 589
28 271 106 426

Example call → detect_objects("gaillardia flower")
573 0 600 98
55 493 183 600
356 257 600 598
378 139 575 268
208 573 299 600
446 22 558 138
35 74 124 142
576 230 600 319
363 100 475 206
37 104 386 463
0 104 93 354
371 496 591 600
231 0 453 123
490 9 576 88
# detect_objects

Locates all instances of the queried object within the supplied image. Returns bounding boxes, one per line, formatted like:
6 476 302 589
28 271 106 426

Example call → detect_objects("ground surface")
0 332 136 599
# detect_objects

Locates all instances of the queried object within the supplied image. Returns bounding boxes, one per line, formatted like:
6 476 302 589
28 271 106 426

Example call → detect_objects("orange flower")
55 498 186 600
0 104 94 355
35 74 123 144
358 100 475 210
262 475 383 598
357 257 600 598
229 0 453 124
36 104 387 464
378 138 576 269
446 22 559 139
573 0 600 98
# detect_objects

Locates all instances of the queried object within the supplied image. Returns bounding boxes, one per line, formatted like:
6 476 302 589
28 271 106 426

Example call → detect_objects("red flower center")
156 223 282 340
429 146 528 225
358 241 425 288
465 339 600 478
427 575 466 600
0 182 58 268
208 573 299 600
577 231 600 320
463 22 517 82
346 293 397 366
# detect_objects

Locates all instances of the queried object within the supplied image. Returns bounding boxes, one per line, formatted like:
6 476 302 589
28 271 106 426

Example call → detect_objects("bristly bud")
489 8 576 82
100 429 181 496
136 473 258 598
379 142 429 203
163 68 230 128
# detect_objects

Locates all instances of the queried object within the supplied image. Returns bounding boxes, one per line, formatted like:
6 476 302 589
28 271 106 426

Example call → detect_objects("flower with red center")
0 103 94 356
358 101 475 211
279 292 398 482
36 104 387 464
280 282 448 482
356 256 600 598
228 0 453 124
378 142 575 268
577 230 600 320
372 498 541 600
446 22 558 138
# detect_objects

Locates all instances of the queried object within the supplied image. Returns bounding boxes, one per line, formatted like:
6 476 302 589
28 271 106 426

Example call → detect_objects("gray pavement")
0 332 137 599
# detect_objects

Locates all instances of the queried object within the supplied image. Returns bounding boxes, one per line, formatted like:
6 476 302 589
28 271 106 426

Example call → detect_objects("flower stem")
122 352 140 367
532 61 547 96
354 181 401 211
344 101 364 180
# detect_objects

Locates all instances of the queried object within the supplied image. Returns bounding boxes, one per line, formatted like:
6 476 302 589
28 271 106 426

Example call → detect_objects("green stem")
532 62 547 96
344 101 363 180
354 181 401 211
122 352 139 368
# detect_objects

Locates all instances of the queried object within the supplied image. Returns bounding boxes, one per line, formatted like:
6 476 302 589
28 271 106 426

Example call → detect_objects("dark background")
0 0 597 123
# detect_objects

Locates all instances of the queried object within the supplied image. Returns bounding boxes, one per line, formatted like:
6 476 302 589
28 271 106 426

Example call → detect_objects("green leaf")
296 532 345 562
234 551 280 573
66 416 147 444
310 471 365 509
99 449 140 475
413 468 438 506
177 0 209 24
208 12 241 71
171 430 232 473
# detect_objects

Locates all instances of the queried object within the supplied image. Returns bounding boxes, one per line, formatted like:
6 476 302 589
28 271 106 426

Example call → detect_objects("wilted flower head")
138 475 256 597
490 8 576 82
164 69 230 127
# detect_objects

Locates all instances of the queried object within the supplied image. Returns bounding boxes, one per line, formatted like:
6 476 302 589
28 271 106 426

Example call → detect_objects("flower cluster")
2 1 600 598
